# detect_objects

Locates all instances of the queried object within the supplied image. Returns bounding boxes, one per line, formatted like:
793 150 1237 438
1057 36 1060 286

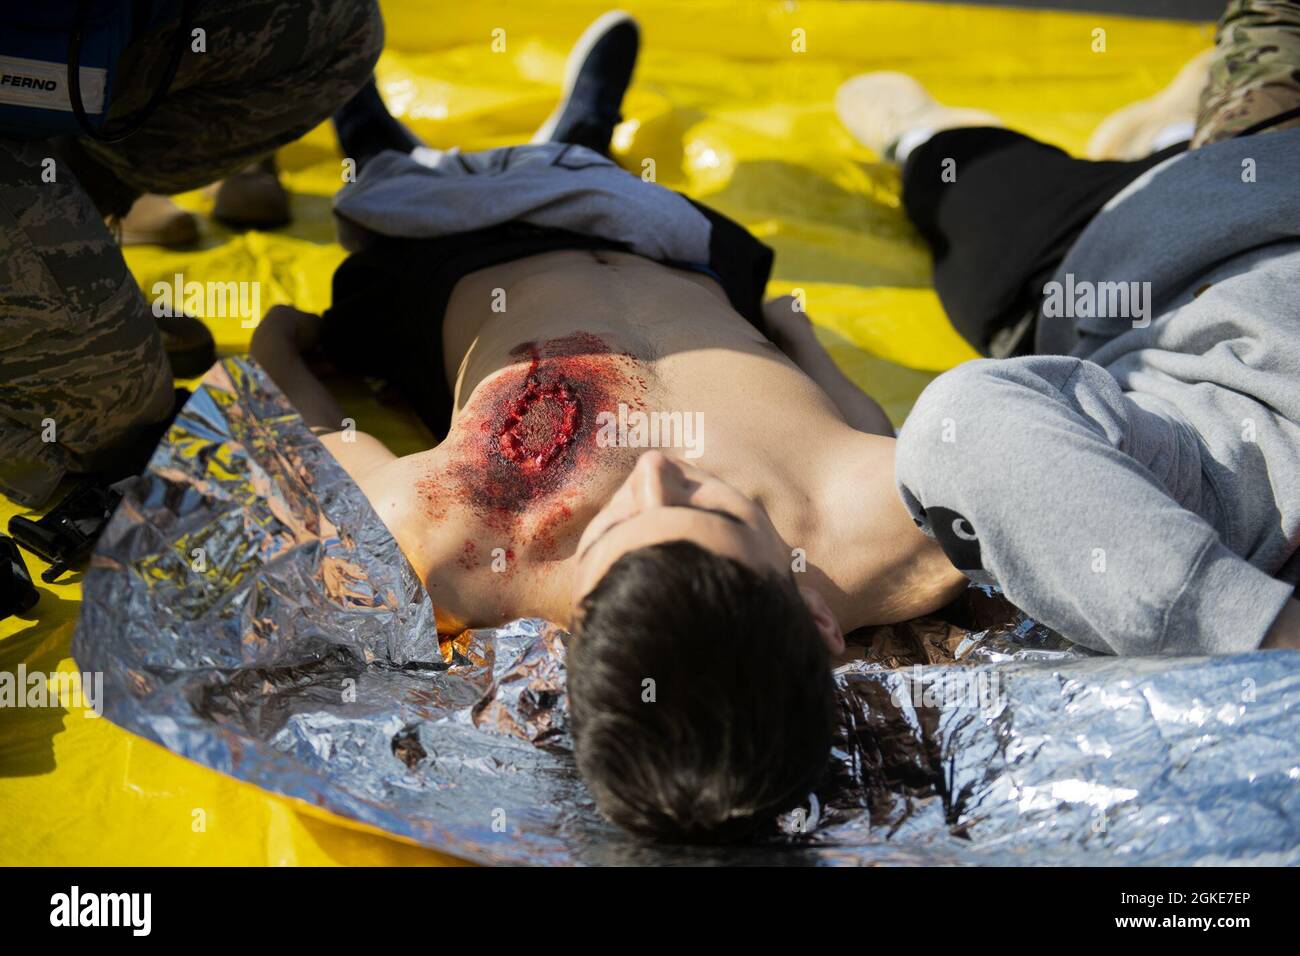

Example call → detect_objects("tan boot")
835 72 1001 159
117 193 200 248
212 156 291 229
1086 49 1212 160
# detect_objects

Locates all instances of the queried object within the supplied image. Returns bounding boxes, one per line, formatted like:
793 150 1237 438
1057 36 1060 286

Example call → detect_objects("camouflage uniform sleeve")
1193 0 1300 147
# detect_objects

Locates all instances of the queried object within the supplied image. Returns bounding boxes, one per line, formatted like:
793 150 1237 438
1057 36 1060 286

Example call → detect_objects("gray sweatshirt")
895 127 1300 655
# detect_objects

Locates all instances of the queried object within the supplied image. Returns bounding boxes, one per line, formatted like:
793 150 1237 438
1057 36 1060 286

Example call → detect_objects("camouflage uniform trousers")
0 0 382 507
1194 0 1300 146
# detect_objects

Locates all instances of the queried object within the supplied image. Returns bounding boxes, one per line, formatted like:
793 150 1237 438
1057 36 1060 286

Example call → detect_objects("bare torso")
349 249 945 630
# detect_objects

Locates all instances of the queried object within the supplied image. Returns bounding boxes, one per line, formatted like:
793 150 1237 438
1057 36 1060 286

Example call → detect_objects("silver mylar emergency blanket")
74 358 1300 865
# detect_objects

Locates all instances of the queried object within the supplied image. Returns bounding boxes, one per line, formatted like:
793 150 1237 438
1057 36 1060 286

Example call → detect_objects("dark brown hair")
568 540 836 843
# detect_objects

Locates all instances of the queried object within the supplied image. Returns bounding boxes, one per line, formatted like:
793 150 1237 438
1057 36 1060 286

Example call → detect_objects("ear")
797 585 845 655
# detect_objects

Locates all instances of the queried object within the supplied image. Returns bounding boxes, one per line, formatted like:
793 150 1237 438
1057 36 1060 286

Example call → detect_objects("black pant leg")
902 128 1186 355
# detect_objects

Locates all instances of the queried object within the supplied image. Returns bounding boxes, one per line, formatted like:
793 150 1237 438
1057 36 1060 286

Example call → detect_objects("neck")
527 557 581 630
418 503 591 633
482 431 968 635
804 431 967 630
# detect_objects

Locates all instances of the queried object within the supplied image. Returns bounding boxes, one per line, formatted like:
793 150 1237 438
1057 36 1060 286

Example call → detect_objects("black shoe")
0 534 39 618
158 311 216 378
332 76 423 174
531 11 640 156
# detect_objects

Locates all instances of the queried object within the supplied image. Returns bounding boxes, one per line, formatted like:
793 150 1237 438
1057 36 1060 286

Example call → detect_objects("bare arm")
763 296 895 436
249 305 347 431
249 305 396 479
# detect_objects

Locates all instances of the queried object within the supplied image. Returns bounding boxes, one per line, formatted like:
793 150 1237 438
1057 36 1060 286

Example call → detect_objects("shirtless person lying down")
251 10 1300 844
252 12 964 841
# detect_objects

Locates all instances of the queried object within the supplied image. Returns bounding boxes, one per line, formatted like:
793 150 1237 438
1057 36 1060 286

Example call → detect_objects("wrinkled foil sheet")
74 358 1300 865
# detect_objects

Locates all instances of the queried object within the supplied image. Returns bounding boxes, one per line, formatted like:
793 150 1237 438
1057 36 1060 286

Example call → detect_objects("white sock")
410 145 448 168
1150 119 1195 152
892 126 937 164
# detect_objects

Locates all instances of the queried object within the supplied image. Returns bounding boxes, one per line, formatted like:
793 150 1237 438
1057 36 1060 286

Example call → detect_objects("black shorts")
321 201 773 437
901 127 1187 356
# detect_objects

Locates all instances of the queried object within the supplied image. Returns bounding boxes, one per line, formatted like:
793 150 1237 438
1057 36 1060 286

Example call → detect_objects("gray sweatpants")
895 129 1300 656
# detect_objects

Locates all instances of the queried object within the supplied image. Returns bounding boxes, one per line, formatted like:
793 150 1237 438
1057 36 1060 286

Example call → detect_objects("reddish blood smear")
418 332 646 557
497 378 580 472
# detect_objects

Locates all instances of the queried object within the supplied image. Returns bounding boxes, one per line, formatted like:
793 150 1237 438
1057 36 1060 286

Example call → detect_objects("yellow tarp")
0 0 1212 865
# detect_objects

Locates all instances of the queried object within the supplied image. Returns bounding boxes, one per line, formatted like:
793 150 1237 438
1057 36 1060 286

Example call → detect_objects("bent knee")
15 287 174 458
896 356 1099 482
901 359 1020 443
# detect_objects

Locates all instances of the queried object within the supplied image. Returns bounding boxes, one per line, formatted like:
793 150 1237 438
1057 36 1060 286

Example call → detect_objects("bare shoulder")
318 429 398 482
329 445 465 589
322 439 430 559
